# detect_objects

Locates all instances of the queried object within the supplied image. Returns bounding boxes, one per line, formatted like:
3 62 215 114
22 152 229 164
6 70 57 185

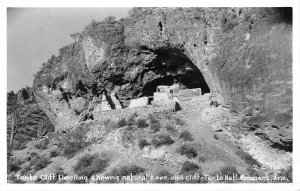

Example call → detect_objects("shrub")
130 112 138 118
12 142 27 150
127 113 138 126
246 166 262 178
59 124 91 158
127 117 136 126
48 167 66 183
218 165 240 183
180 161 199 174
164 122 177 133
177 145 198 159
179 161 207 183
121 130 134 148
30 151 38 158
213 134 219 140
34 138 49 150
73 153 110 178
220 165 239 176
110 164 145 177
102 119 117 131
174 117 185 126
35 177 47 184
198 154 208 163
160 112 173 120
20 165 31 175
7 160 22 173
151 134 174 148
149 114 161 133
179 130 194 142
148 113 159 124
138 139 150 150
117 118 127 128
50 150 60 158
136 118 148 128
62 141 82 158
7 175 25 183
32 156 51 171
125 125 136 132
150 122 161 133
154 170 175 183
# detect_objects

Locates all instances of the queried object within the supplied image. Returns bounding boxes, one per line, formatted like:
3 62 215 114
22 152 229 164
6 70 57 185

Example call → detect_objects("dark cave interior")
140 48 210 97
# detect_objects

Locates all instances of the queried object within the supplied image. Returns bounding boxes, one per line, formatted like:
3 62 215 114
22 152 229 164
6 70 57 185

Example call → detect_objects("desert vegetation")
58 124 91 158
73 153 110 179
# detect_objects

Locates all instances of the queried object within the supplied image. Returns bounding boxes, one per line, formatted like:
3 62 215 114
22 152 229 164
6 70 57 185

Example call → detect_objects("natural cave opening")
140 47 210 97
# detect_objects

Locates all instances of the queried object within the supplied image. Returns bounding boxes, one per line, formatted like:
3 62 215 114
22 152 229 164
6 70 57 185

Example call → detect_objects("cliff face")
32 8 292 151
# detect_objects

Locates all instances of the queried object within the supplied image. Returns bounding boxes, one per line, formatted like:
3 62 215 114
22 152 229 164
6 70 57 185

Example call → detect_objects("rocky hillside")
32 7 292 152
7 87 54 151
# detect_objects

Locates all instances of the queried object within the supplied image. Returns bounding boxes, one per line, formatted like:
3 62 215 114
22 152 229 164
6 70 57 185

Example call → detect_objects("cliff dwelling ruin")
100 47 211 111
101 84 204 111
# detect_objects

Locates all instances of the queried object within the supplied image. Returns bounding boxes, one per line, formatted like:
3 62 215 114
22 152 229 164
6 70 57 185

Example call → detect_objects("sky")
7 8 130 92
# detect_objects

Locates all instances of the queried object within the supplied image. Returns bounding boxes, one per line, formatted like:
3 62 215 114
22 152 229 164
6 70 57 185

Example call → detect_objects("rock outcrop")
32 8 292 152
